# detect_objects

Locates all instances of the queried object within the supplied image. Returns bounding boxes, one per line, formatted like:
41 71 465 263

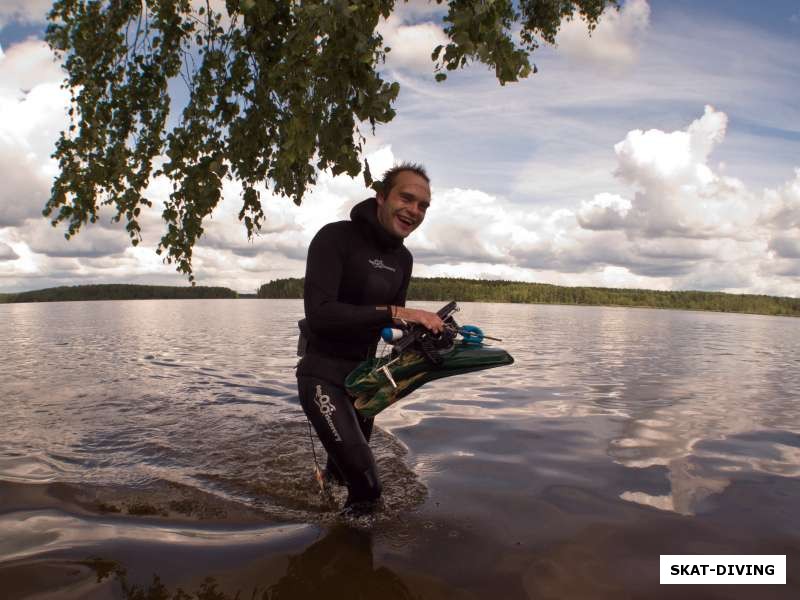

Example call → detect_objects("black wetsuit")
297 197 412 506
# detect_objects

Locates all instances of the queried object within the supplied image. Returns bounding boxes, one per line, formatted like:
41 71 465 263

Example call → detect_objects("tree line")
0 284 237 303
257 277 800 317
6 279 796 317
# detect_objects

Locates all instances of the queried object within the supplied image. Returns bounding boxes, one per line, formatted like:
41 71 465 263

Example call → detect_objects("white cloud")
0 38 64 97
23 217 131 258
197 145 399 260
401 106 800 296
769 234 800 259
0 241 18 260
556 0 651 68
759 169 800 278
378 12 448 75
0 147 53 227
761 168 800 230
0 40 408 292
1 12 800 300
591 106 758 240
0 40 69 227
0 0 51 28
3 64 799 296
578 193 632 230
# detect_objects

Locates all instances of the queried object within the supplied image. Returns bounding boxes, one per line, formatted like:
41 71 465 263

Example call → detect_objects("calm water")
1 299 799 598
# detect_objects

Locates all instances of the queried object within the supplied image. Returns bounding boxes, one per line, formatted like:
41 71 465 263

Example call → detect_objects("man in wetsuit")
296 163 443 512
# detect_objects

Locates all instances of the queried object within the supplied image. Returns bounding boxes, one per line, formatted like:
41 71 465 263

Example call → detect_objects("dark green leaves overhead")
44 0 616 281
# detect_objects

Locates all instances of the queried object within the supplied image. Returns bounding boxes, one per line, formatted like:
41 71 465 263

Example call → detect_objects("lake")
1 299 798 598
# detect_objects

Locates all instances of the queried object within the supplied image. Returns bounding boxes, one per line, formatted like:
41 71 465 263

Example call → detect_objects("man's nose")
408 203 423 219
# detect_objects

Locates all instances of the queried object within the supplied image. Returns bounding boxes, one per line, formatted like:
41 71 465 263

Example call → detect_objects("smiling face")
376 171 432 239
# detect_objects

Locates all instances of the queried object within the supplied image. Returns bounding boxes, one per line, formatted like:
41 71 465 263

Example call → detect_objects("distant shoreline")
3 280 799 318
0 284 238 304
258 277 800 318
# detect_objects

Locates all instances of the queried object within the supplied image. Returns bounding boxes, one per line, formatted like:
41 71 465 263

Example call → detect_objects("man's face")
376 171 431 239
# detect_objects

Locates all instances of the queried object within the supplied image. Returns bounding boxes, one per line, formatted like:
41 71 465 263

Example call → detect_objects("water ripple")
1 299 799 527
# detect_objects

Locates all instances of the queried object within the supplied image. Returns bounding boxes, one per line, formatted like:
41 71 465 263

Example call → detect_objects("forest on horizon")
258 277 800 317
3 279 799 318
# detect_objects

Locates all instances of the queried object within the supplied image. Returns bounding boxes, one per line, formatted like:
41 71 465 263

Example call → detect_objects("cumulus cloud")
0 38 64 96
410 188 518 263
401 105 799 296
577 193 632 230
761 169 800 230
378 5 448 75
0 43 407 294
0 40 69 227
23 218 131 258
0 241 18 260
769 235 800 259
1 27 799 299
556 0 650 68
757 169 800 277
0 0 51 28
0 149 52 227
614 108 725 186
196 146 398 263
578 106 758 240
183 104 800 296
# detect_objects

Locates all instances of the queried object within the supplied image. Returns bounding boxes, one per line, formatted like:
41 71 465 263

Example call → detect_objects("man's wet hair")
378 162 429 197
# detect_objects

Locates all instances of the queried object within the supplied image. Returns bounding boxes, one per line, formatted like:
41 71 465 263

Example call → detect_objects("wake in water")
192 420 427 525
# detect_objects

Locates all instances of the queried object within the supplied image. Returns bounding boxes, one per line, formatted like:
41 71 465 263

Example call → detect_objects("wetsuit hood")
350 197 404 251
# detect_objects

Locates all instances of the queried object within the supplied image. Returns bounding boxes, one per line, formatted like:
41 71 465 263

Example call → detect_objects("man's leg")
297 376 382 506
324 411 374 485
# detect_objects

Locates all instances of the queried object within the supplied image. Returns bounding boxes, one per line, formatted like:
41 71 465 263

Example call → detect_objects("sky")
1 0 799 296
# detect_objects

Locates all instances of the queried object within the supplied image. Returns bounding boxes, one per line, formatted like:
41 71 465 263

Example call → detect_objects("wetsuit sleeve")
304 223 393 336
392 250 412 307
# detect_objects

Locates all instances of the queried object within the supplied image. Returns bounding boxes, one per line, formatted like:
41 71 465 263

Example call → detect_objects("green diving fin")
346 341 514 417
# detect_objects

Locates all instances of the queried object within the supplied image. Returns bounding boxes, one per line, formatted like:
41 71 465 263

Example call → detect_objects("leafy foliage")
44 0 616 281
257 277 800 317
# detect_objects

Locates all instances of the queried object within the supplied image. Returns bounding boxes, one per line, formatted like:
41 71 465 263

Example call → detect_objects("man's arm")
304 224 392 337
387 251 445 333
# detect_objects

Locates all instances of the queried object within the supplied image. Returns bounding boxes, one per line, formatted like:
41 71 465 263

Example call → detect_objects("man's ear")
375 192 385 206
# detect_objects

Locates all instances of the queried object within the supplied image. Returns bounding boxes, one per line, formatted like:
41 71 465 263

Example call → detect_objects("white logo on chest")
369 258 396 272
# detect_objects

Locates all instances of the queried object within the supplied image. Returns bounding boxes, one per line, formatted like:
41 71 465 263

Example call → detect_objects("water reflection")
268 526 412 599
76 526 413 600
2 300 800 596
580 309 800 516
386 303 800 520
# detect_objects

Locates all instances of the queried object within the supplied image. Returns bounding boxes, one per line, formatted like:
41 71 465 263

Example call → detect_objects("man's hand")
393 306 445 333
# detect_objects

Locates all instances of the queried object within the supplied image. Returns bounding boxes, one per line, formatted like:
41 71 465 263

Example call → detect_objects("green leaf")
363 158 372 188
